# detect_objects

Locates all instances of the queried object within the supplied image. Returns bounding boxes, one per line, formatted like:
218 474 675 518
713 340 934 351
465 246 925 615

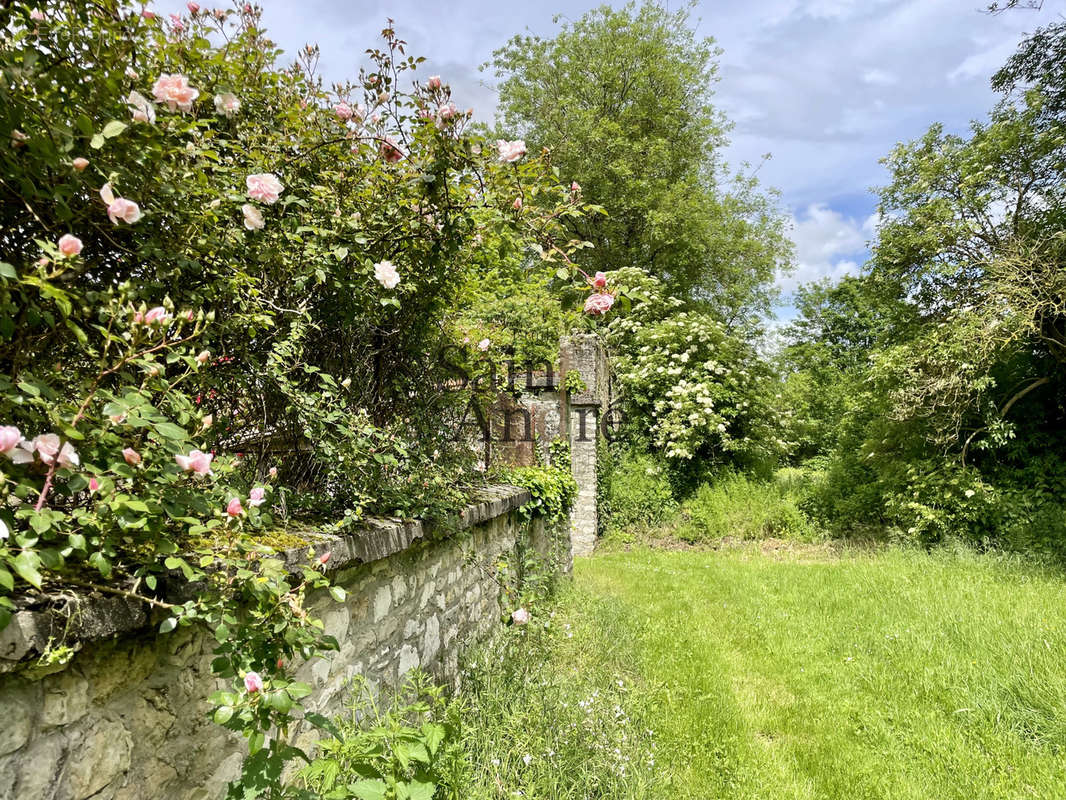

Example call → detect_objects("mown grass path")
574 544 1066 799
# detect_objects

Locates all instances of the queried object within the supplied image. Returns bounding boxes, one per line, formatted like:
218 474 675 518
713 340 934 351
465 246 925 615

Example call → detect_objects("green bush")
677 469 818 542
604 448 677 533
298 672 469 800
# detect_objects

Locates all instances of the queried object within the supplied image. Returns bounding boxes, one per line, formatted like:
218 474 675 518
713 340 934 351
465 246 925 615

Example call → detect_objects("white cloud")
777 204 878 294
862 68 898 87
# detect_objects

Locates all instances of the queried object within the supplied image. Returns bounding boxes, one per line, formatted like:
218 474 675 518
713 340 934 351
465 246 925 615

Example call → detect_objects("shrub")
604 268 785 486
677 469 818 542
298 672 469 800
0 3 591 794
604 448 676 533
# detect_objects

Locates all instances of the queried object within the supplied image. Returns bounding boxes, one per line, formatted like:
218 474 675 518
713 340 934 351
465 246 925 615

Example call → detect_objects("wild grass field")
459 543 1066 799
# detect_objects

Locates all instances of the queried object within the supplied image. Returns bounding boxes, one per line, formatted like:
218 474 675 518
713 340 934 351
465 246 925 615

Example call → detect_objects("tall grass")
675 469 820 542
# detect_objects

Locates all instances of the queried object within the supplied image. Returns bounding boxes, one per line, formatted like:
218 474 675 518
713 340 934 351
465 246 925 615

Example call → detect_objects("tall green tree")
489 2 790 326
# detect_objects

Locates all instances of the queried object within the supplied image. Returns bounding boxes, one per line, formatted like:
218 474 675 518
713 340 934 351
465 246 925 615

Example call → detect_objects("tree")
780 21 1066 547
489 2 790 326
993 19 1066 121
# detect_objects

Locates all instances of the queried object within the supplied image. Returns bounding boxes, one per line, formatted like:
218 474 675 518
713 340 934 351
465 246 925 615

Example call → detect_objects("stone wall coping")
0 484 532 669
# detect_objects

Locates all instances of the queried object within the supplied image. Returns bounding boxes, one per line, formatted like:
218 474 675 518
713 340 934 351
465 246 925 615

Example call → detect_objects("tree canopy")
489 2 790 326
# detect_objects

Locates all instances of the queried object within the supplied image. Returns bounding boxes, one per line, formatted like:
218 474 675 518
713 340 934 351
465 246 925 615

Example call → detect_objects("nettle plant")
1 1 591 795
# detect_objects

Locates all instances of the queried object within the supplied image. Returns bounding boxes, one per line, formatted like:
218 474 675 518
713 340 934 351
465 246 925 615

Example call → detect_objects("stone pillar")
559 334 608 557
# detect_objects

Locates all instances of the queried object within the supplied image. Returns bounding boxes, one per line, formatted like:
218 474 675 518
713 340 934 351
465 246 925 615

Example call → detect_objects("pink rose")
245 173 283 205
57 234 83 257
571 181 581 194
0 426 22 456
34 434 79 468
226 497 244 517
168 13 184 31
33 433 60 463
437 102 457 121
511 608 530 625
319 551 331 565
373 260 399 290
333 102 353 120
89 477 99 492
268 466 277 478
108 198 142 225
72 157 89 171
427 75 442 90
144 306 170 325
196 350 211 364
151 73 199 113
213 92 240 117
175 449 213 475
187 1 200 12
101 183 142 224
584 292 615 316
379 137 403 163
0 428 33 465
248 487 266 507
496 139 527 163
30 9 45 21
241 203 264 230
141 10 156 19
512 197 522 211
477 338 490 352
126 91 156 124
122 447 141 465
591 271 607 289
109 413 127 425
201 414 213 430
244 671 263 693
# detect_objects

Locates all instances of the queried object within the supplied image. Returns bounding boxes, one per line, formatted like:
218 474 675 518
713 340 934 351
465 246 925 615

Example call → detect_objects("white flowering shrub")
606 268 784 475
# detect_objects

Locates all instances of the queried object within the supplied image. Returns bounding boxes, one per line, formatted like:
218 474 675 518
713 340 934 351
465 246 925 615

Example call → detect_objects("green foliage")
497 440 577 525
298 673 467 800
562 368 587 396
0 3 593 796
489 1 790 319
675 469 818 543
603 448 676 533
777 24 1066 551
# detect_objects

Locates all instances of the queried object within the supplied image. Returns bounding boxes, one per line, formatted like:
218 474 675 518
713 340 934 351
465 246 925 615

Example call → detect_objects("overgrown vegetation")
771 19 1066 554
496 439 578 525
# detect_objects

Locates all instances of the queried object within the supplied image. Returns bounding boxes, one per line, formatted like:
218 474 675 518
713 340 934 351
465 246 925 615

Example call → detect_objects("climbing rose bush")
0 0 591 601
0 3 593 793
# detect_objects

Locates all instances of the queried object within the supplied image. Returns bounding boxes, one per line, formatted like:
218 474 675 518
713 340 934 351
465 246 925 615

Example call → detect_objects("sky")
157 0 1062 315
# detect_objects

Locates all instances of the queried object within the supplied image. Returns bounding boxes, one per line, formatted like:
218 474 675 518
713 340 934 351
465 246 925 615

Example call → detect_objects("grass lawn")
559 543 1066 799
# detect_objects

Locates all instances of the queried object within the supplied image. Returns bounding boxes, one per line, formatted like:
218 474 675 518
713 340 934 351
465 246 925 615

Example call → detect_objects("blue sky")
156 0 1060 312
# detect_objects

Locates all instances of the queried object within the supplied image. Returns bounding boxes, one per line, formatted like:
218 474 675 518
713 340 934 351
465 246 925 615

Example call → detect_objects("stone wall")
0 486 569 800
560 334 610 557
